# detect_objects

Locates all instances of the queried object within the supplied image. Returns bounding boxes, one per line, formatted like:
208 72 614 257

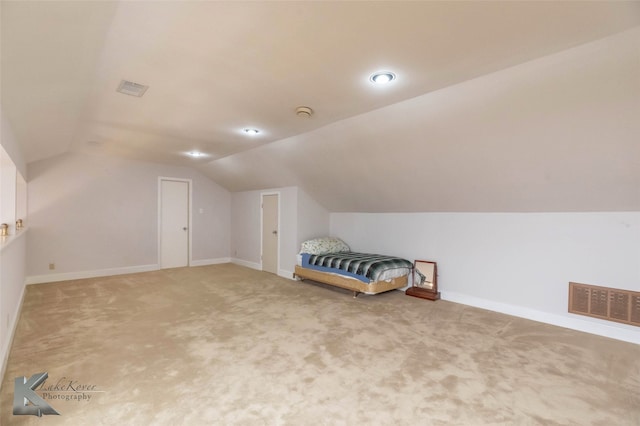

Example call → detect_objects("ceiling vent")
116 80 148 97
569 282 640 327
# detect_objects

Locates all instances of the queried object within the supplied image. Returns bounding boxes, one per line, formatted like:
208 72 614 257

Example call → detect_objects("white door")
262 194 279 274
160 179 189 269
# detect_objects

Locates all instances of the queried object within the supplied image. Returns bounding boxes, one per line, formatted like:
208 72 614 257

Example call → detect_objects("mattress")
299 252 412 283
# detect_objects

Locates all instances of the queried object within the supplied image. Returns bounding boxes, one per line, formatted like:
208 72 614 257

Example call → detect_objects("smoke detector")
295 106 313 118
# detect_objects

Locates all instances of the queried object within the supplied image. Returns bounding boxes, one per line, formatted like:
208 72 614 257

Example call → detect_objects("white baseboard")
230 260 294 280
26 259 250 284
26 264 160 285
190 257 231 267
231 258 262 271
279 269 296 280
442 291 640 345
0 283 27 384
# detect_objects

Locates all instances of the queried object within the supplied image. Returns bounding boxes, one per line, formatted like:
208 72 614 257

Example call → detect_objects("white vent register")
116 80 148 97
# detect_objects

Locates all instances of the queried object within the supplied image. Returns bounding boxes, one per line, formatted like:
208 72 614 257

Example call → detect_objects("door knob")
272 230 278 235
183 227 188 231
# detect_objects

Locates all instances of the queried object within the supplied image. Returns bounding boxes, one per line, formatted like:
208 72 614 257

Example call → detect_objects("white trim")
442 291 640 345
158 177 193 268
231 258 262 271
260 191 281 274
278 269 296 280
26 264 159 285
190 258 231 267
0 226 28 253
0 282 26 384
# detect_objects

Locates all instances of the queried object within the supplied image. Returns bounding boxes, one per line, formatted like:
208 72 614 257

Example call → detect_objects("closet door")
261 193 279 275
160 179 189 269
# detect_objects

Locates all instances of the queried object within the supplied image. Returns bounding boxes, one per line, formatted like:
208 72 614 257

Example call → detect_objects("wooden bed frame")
294 265 408 297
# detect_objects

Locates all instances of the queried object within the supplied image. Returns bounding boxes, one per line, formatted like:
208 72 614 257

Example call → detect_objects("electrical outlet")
49 263 55 270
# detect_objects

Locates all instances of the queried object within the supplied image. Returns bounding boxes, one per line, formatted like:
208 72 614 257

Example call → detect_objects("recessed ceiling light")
243 128 260 135
370 71 396 84
187 151 204 158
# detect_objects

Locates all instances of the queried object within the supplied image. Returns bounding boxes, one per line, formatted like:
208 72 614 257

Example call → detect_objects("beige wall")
202 26 640 213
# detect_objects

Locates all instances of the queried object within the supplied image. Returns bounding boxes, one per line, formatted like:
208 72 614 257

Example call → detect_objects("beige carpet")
1 264 639 425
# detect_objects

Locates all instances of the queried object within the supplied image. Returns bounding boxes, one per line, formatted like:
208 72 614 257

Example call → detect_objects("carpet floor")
1 264 639 425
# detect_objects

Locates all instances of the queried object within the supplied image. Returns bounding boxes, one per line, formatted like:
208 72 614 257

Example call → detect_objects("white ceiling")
2 1 640 211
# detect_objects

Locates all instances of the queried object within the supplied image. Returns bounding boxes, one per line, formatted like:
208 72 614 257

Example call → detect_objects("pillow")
300 237 350 255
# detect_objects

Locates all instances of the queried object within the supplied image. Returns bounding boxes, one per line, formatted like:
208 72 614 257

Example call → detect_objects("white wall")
331 212 640 343
0 147 17 230
0 107 28 380
231 186 328 278
230 190 262 269
0 109 26 177
277 187 298 276
230 186 298 277
26 152 230 281
297 187 330 245
0 107 27 235
0 232 26 375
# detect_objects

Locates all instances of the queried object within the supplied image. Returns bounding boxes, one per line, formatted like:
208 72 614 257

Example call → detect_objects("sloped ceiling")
2 1 639 212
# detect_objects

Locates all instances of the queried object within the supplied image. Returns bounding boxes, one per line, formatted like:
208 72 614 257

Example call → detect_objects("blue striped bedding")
300 252 413 283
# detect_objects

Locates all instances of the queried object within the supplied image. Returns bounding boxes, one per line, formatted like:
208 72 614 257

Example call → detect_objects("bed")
294 237 413 297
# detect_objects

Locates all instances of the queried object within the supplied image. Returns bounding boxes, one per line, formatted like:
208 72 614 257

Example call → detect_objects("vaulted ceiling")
2 1 639 212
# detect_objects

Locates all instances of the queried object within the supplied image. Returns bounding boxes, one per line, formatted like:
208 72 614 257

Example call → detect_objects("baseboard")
26 264 160 285
190 257 231 267
279 269 296 280
230 260 294 279
231 258 262 271
442 291 640 345
0 283 27 386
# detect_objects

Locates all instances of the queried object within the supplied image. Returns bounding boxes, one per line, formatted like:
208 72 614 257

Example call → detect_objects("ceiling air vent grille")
116 80 148 97
569 282 640 327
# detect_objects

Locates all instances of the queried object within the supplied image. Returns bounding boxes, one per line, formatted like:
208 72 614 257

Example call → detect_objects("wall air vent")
116 80 148 97
569 282 640 327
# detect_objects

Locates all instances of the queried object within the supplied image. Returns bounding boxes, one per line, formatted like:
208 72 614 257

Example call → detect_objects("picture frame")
405 260 440 301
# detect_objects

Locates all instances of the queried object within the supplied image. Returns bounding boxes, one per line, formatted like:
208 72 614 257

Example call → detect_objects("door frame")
158 177 193 268
260 191 281 274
